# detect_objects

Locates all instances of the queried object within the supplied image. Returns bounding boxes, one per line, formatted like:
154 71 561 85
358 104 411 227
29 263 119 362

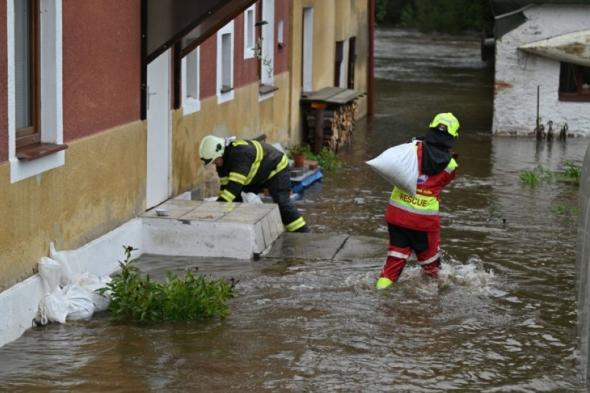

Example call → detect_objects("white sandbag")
63 284 95 321
366 142 419 196
241 192 263 204
49 242 82 286
77 273 111 312
38 290 69 325
38 257 62 293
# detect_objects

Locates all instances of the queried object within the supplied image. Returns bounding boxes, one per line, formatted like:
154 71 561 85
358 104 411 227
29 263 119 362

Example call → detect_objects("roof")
492 1 589 38
493 0 590 15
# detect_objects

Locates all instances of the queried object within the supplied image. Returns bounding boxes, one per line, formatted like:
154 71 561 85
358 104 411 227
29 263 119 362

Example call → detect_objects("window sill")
16 143 68 161
220 86 234 94
559 92 590 102
259 84 278 95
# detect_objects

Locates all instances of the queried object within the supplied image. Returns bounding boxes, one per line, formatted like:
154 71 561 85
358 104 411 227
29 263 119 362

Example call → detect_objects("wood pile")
305 101 358 153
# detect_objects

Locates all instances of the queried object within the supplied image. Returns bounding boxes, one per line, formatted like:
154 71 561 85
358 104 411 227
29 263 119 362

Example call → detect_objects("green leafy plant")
296 145 343 172
551 204 578 216
288 144 306 157
519 166 553 187
98 246 234 322
520 162 581 187
559 161 581 185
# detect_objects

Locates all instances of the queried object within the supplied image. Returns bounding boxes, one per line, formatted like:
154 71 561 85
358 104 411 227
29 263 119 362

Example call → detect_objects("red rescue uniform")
380 141 457 281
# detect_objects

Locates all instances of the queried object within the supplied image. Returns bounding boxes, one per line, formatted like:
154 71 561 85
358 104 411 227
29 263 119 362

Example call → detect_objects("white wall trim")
181 47 201 115
216 21 235 104
243 4 256 59
7 0 64 183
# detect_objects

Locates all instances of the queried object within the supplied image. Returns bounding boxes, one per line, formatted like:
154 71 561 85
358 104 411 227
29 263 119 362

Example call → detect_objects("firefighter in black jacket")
199 135 308 233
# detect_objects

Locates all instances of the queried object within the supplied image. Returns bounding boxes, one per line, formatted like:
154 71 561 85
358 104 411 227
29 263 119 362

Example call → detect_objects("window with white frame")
244 4 256 59
260 0 274 86
8 0 65 183
216 21 234 104
181 46 200 115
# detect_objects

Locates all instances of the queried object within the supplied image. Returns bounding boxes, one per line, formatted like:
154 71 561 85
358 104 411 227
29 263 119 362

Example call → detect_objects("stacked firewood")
306 101 358 152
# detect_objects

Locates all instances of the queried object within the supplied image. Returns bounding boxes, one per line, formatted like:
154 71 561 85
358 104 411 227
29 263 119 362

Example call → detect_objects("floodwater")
0 29 587 392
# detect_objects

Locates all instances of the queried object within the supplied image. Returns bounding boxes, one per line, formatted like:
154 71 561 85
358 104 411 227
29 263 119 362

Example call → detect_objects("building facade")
0 0 371 292
493 3 590 136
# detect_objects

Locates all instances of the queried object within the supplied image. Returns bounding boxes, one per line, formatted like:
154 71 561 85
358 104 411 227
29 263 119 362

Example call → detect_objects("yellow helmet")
199 135 225 165
429 113 460 138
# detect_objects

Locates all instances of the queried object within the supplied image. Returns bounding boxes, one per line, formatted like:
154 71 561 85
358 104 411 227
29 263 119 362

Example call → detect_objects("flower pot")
294 154 305 168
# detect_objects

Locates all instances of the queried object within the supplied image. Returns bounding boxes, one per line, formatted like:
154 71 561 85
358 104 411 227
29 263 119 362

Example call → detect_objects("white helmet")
199 135 225 165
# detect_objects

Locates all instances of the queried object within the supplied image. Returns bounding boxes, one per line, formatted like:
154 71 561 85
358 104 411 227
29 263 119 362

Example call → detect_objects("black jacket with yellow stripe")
217 139 289 202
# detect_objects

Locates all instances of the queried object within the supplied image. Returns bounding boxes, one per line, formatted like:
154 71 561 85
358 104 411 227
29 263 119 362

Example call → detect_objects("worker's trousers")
380 224 440 282
246 170 308 232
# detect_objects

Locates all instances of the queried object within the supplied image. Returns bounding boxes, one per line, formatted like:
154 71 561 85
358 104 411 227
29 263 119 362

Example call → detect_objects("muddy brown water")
0 29 587 392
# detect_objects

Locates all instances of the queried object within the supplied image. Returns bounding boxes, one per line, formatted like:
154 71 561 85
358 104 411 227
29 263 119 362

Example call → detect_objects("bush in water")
98 246 234 322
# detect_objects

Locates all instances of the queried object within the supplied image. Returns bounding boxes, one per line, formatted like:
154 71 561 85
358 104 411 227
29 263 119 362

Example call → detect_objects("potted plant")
289 145 306 168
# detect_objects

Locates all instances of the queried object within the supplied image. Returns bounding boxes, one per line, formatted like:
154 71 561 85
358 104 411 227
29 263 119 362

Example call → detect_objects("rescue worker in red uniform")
376 113 459 289
199 135 308 233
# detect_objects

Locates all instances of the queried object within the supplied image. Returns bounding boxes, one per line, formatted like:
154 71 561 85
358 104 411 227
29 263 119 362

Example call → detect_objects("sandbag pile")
36 244 111 325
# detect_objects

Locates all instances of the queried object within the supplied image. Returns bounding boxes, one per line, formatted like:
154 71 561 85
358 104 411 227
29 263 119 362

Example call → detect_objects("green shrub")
560 161 581 184
519 166 551 187
98 246 234 322
299 145 343 172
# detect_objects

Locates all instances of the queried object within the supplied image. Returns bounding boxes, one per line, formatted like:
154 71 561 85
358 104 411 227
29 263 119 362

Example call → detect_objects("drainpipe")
367 0 375 117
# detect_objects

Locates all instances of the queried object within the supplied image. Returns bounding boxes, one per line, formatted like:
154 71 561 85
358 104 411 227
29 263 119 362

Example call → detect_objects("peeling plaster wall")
494 4 590 136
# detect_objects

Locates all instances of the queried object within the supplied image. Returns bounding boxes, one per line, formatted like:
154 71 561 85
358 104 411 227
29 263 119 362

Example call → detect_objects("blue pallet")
291 168 323 194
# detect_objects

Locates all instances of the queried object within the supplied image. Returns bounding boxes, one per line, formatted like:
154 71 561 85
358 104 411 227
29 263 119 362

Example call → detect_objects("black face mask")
421 128 455 176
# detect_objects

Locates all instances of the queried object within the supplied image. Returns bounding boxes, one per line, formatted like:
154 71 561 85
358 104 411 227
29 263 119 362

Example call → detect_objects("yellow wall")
289 0 370 142
171 72 292 197
0 121 146 290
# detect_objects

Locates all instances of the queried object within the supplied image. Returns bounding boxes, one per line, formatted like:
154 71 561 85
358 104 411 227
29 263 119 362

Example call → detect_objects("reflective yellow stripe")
245 140 264 185
389 187 439 215
229 172 247 185
219 189 236 202
286 216 306 232
446 158 458 172
267 154 289 180
232 140 248 147
219 176 229 186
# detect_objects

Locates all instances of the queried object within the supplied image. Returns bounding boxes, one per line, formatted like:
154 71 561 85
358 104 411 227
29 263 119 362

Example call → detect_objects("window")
302 7 314 93
334 39 352 88
277 19 284 48
244 5 256 59
181 47 200 115
8 0 65 183
15 0 39 148
216 21 234 104
347 36 356 89
559 62 590 102
258 0 275 99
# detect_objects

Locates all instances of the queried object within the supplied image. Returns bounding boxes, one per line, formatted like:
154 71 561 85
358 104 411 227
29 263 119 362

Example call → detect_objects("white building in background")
492 3 590 136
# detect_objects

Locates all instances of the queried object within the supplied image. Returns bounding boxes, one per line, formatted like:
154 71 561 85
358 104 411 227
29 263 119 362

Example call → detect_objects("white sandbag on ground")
36 248 112 325
366 142 419 196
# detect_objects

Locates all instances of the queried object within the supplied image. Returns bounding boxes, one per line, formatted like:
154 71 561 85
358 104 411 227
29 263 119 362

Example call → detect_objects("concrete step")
142 200 283 259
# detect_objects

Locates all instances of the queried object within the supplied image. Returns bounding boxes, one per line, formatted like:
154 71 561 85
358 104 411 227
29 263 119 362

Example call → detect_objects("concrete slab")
263 232 350 260
143 199 201 219
333 235 388 261
142 200 283 259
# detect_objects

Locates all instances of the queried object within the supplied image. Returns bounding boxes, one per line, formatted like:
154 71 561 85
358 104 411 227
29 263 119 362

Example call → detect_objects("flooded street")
0 29 587 392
